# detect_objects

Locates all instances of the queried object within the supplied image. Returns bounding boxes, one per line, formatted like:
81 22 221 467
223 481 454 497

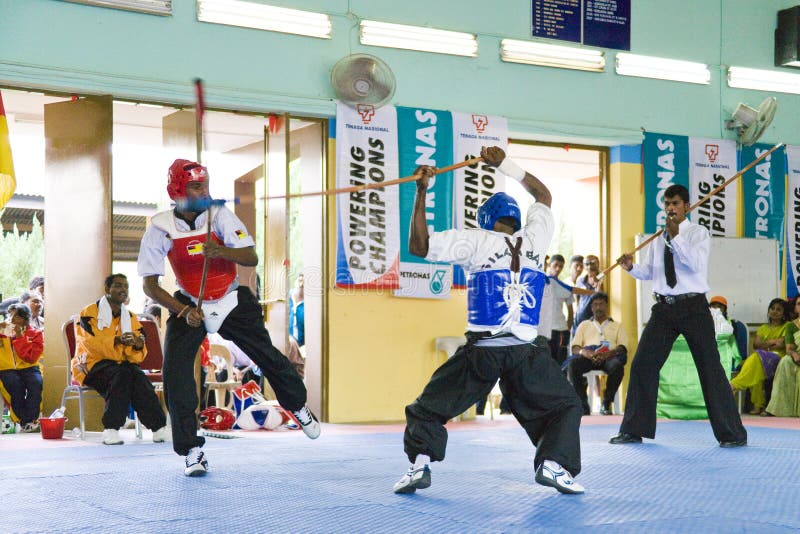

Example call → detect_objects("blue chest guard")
467 268 547 330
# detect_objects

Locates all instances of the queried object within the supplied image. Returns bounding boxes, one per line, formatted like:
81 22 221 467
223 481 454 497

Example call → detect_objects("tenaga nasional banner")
335 102 400 288
642 133 689 234
785 145 800 298
688 137 738 237
394 106 454 299
742 143 786 243
451 112 508 288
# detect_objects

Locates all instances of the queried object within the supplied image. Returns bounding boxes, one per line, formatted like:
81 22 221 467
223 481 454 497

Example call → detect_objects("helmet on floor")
167 159 208 200
477 192 521 232
199 407 235 431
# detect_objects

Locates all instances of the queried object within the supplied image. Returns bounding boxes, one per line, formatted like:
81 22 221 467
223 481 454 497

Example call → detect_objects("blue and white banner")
394 106 454 299
742 143 785 242
335 102 400 288
451 112 508 287
643 133 689 234
688 137 737 237
335 104 508 294
786 145 800 298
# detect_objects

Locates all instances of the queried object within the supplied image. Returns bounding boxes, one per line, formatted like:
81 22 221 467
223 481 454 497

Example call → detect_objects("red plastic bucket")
40 417 67 439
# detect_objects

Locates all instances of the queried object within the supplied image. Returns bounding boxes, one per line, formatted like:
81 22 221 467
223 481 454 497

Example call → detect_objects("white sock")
543 459 561 471
413 454 430 469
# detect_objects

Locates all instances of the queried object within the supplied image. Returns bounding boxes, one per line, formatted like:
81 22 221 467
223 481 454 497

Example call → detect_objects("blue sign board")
584 0 631 50
531 0 631 51
532 0 581 43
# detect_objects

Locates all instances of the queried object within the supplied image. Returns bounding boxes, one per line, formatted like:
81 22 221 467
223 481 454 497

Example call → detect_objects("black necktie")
664 233 677 288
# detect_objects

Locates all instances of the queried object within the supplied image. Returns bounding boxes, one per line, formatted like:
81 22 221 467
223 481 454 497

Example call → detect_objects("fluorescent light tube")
616 53 710 84
501 39 604 72
62 0 172 15
360 20 477 57
728 66 800 95
198 0 332 39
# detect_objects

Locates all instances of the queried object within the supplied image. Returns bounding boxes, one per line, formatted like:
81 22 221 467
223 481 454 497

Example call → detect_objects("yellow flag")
0 91 17 210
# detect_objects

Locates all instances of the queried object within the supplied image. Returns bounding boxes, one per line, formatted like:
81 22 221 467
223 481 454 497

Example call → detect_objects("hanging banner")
688 137 738 237
335 102 400 288
786 145 800 298
642 132 689 234
742 143 786 243
451 112 508 287
394 106 454 299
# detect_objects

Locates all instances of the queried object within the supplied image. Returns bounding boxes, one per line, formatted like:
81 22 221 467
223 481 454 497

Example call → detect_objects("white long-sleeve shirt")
627 218 710 295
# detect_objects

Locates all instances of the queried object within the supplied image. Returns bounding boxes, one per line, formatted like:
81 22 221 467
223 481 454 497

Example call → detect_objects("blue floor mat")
1 421 798 533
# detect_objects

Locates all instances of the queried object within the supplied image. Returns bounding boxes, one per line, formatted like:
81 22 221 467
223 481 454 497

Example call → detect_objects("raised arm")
481 146 551 207
409 166 436 258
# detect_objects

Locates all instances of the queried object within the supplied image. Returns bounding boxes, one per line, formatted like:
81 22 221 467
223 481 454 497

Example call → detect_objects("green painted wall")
2 0 800 144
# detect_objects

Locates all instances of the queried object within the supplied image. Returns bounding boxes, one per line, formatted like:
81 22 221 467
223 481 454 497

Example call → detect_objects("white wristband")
497 158 526 181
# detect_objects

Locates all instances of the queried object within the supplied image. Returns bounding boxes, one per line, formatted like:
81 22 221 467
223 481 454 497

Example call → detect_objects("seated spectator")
566 292 628 415
73 273 168 445
0 304 44 432
28 275 44 300
730 298 790 415
546 254 595 365
765 296 800 417
20 291 44 331
709 295 746 369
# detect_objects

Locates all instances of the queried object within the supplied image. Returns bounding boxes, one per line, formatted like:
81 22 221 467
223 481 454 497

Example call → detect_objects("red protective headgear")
167 159 209 200
199 407 235 431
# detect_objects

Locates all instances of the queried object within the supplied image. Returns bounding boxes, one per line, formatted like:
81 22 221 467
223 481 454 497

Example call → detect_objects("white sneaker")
393 464 432 494
152 426 169 443
102 428 124 445
184 447 209 477
535 460 584 494
290 405 321 439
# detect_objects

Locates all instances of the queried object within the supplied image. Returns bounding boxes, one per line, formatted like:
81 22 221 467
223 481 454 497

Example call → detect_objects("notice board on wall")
532 0 631 50
634 235 780 335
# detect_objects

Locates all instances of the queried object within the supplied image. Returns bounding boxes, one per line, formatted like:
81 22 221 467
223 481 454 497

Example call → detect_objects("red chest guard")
152 210 237 301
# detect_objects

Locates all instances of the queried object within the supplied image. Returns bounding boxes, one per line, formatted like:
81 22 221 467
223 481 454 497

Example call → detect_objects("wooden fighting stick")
264 157 484 201
194 78 212 310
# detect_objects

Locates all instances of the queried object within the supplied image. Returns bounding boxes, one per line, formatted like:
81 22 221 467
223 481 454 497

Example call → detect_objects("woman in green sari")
730 298 790 415
765 297 800 417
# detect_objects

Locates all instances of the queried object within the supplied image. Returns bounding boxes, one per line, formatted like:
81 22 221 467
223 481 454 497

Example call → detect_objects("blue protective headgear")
477 192 521 232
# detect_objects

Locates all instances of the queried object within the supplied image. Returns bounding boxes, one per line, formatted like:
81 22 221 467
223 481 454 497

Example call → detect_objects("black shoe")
609 432 642 444
599 406 612 416
719 439 747 448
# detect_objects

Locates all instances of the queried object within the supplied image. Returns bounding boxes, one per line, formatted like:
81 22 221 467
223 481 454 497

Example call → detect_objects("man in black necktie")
609 184 747 448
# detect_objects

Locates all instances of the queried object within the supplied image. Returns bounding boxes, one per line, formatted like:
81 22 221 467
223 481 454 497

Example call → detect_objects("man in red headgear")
138 159 319 477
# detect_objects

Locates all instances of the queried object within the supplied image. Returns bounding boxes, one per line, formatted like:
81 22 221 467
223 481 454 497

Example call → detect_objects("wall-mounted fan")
331 54 396 108
725 96 777 146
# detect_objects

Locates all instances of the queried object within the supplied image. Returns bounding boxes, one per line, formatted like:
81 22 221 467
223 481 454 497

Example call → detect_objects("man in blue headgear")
393 146 584 496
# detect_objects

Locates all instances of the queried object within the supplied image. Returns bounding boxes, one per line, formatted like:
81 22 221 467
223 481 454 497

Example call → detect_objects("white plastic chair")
204 344 240 410
585 370 622 415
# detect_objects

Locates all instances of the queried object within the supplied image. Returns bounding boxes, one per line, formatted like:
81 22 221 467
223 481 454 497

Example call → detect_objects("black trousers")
0 367 42 425
84 360 166 431
404 340 583 476
549 330 570 366
619 294 747 442
164 286 307 456
566 355 625 412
